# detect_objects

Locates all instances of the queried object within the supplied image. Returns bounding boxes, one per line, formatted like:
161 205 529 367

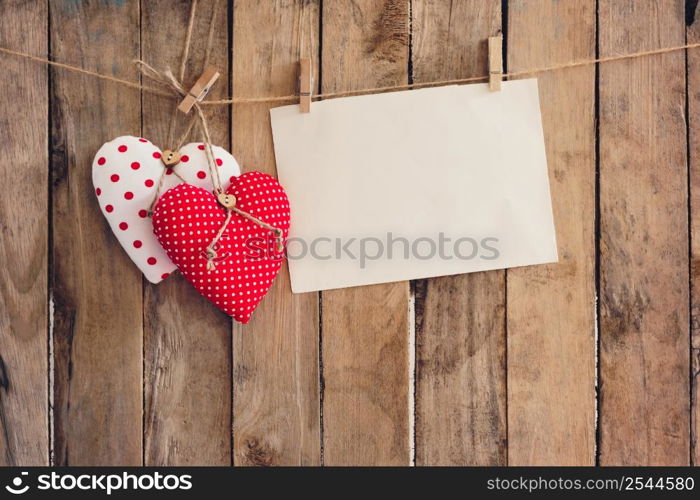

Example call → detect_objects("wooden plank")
321 0 411 466
142 0 231 466
0 0 48 466
232 0 321 466
687 2 700 466
599 0 689 465
506 0 597 465
50 0 142 465
411 0 506 466
695 348 700 465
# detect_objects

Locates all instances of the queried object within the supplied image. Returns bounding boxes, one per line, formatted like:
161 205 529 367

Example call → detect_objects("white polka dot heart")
92 136 240 283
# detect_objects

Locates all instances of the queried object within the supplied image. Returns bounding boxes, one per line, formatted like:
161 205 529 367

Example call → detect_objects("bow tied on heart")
91 57 291 324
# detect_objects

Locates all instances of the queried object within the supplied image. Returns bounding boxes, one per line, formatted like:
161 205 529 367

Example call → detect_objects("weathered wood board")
599 0 689 465
320 0 412 466
232 0 321 466
0 0 48 466
412 0 506 466
50 0 143 465
507 0 597 465
142 0 232 466
687 0 700 467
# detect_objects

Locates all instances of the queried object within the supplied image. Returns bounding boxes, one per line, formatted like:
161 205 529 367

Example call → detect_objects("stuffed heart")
152 172 290 323
92 136 240 283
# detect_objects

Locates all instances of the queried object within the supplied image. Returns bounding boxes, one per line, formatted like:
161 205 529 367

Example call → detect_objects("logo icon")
5 472 29 495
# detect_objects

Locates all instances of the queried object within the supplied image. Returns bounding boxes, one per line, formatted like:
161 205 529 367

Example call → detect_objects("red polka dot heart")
92 136 240 283
152 172 290 323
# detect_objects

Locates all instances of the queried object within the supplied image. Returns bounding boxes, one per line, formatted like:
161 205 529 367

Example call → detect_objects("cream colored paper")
270 79 557 293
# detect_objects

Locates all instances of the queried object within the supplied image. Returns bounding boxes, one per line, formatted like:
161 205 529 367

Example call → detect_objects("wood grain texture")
414 276 505 465
694 348 699 465
0 0 48 466
0 0 695 467
688 2 700 466
321 0 411 466
50 0 142 465
599 0 689 465
506 0 597 465
411 0 506 466
232 0 321 466
142 0 232 466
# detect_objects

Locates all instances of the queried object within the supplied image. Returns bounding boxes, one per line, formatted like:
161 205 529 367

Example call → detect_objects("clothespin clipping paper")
488 33 503 92
299 58 312 113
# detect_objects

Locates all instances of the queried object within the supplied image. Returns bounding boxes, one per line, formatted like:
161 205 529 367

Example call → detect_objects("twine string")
179 0 198 83
201 1 218 71
2 41 700 105
174 116 198 151
165 0 198 148
137 58 285 269
6 13 695 267
194 104 224 192
205 210 232 271
135 1 283 270
137 0 217 215
146 167 186 215
232 207 284 253
204 205 284 270
137 60 193 212
137 60 285 268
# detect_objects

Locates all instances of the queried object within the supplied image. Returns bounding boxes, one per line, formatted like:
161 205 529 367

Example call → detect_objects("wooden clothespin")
299 58 312 113
488 33 503 92
178 66 220 114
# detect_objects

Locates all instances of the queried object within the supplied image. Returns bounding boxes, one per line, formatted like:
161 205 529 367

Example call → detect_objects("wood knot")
243 438 276 466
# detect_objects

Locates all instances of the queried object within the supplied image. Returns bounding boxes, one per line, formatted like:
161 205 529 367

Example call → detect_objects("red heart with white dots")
152 172 290 323
92 136 240 283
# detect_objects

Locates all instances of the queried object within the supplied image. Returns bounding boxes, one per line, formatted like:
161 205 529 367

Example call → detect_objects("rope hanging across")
1 41 699 106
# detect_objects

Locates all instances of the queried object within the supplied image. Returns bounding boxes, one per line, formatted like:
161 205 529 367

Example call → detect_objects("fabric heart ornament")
92 136 240 283
152 172 291 323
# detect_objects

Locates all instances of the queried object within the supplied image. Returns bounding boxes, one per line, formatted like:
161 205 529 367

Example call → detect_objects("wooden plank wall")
0 0 697 466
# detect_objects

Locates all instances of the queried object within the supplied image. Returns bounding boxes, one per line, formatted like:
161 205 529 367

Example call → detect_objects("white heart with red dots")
92 136 240 283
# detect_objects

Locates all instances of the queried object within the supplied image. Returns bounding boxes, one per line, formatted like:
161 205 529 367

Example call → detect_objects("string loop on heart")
231 207 284 254
204 200 285 271
205 210 233 271
146 167 186 216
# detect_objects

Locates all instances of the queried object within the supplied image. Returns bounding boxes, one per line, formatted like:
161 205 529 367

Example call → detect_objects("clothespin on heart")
178 66 221 113
488 32 503 92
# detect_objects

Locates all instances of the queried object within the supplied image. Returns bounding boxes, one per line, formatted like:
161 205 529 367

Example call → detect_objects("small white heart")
92 136 241 283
